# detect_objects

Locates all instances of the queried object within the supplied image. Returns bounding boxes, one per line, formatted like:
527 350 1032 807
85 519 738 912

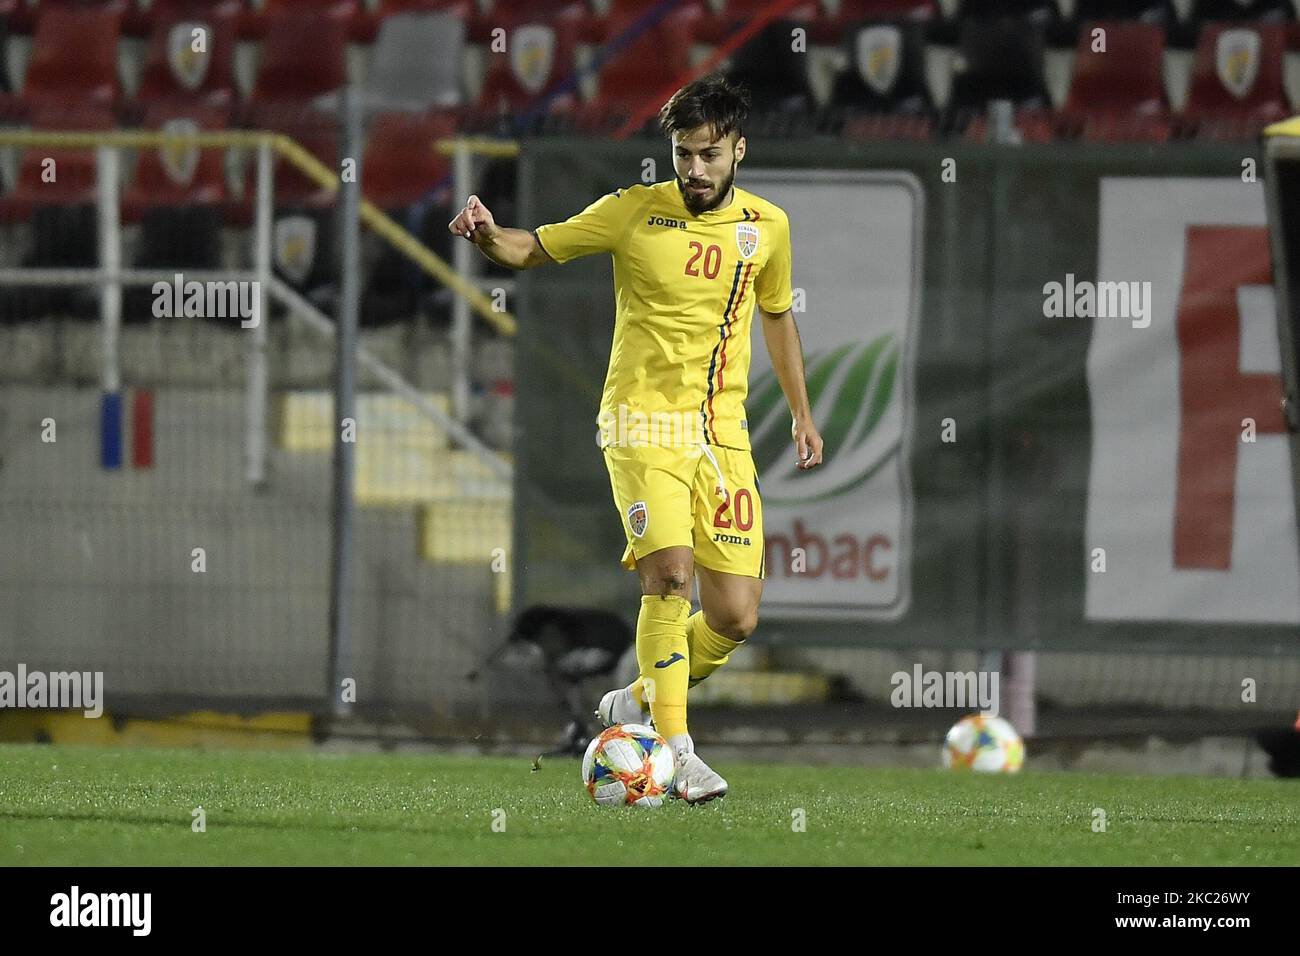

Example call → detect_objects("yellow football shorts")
602 442 765 579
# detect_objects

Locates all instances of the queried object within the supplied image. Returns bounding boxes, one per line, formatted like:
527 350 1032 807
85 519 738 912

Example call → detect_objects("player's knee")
642 562 692 597
658 570 691 596
715 608 757 642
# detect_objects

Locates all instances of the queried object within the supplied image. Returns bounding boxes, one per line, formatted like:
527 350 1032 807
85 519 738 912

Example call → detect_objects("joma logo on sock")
50 886 151 936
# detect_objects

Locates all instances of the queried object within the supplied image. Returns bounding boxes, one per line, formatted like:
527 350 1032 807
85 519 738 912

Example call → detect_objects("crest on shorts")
511 24 555 95
168 22 212 92
736 222 759 260
856 25 901 97
159 118 200 187
627 500 648 538
274 215 317 286
1216 28 1260 101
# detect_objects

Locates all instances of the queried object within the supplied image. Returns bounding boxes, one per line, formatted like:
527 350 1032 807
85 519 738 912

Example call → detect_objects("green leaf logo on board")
747 334 901 505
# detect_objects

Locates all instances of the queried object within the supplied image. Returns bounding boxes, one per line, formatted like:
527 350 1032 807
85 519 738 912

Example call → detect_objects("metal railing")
0 128 513 485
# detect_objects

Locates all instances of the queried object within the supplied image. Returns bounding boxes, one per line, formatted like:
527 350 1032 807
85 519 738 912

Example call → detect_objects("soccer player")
448 75 823 803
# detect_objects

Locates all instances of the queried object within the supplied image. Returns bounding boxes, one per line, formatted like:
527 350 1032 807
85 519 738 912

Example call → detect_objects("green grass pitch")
1 744 1296 866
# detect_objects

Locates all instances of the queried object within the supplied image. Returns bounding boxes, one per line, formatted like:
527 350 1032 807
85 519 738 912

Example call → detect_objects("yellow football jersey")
534 180 793 452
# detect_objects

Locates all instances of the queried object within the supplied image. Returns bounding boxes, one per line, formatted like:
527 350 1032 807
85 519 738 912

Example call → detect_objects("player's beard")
679 159 737 216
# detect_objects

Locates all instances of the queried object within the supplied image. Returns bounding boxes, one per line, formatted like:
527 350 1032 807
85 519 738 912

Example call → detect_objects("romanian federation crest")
627 500 648 538
736 222 758 259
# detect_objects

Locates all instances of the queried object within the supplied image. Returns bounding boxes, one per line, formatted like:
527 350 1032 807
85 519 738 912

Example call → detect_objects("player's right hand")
448 194 495 243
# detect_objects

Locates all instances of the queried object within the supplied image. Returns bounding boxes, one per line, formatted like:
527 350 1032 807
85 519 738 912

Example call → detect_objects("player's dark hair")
658 74 750 144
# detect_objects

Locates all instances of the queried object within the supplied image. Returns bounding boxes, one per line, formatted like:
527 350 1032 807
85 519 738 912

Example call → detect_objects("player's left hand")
791 415 824 470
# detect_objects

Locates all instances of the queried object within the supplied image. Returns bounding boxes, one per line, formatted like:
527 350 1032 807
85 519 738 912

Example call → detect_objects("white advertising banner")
744 170 921 620
1087 177 1300 623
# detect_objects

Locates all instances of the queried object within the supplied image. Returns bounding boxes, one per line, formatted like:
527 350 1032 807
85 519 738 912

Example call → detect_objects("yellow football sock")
686 610 742 687
634 594 691 739
629 609 744 701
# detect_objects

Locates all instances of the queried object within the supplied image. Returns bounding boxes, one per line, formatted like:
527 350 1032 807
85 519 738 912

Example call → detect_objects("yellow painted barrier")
0 709 313 749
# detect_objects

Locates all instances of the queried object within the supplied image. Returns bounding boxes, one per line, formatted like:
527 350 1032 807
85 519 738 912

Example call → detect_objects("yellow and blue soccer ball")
582 724 675 808
942 714 1025 773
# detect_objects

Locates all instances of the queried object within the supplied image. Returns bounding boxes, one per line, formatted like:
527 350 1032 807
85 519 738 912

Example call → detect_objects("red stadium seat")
361 110 458 209
832 0 941 20
1179 1 1293 47
237 0 363 40
3 0 129 36
962 107 1056 143
18 3 126 113
840 112 934 140
475 4 583 118
1180 22 1290 140
121 102 230 222
469 0 576 43
0 102 117 224
583 0 703 126
247 2 350 106
1059 22 1171 142
284 0 474 42
118 101 228 319
134 1 240 112
121 0 234 37
489 0 581 10
229 104 338 225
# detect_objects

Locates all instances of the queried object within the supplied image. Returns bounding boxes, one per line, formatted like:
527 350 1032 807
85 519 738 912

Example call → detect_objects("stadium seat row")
5 1 1300 47
0 103 455 220
2 2 1297 143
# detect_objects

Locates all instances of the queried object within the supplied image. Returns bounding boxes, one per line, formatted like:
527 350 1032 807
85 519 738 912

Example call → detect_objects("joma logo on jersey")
647 216 687 230
713 532 751 546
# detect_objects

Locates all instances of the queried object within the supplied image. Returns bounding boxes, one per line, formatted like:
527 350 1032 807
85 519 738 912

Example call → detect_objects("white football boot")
595 685 652 729
671 746 728 805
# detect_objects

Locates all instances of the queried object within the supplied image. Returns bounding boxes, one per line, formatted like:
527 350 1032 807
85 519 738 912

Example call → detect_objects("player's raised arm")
447 194 554 270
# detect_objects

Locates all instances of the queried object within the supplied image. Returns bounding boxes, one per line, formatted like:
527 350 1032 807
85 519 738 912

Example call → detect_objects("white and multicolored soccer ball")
942 715 1025 773
582 724 676 808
